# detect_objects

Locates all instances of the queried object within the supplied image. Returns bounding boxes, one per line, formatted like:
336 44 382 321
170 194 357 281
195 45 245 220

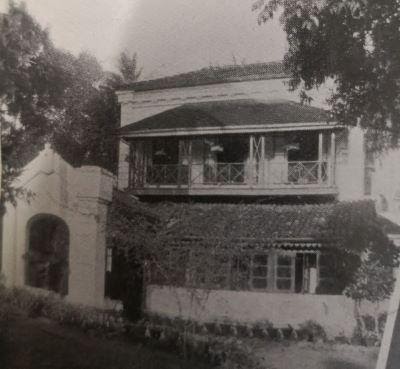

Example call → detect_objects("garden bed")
0 308 210 369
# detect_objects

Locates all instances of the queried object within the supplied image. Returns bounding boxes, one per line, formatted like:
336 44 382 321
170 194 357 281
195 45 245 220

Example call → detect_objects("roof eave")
120 121 341 138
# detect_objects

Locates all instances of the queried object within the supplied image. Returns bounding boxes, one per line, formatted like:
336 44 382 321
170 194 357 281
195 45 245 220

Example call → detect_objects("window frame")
149 247 327 294
249 253 270 291
275 252 296 292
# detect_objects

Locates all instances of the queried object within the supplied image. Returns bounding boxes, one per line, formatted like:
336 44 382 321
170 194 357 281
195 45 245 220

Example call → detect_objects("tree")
253 0 400 151
118 51 142 84
0 2 127 210
0 1 71 208
50 51 122 173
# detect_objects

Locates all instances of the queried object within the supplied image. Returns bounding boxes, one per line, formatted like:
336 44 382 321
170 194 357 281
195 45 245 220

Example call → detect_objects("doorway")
26 215 69 295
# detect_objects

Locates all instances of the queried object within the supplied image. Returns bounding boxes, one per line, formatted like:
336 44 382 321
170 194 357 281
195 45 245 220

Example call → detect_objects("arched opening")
26 214 69 295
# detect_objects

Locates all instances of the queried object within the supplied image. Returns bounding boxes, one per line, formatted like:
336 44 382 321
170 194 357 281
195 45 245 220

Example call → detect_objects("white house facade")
1 144 114 308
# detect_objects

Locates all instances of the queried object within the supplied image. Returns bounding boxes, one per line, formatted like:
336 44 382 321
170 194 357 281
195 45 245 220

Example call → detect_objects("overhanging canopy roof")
152 202 332 242
114 198 398 249
120 99 332 138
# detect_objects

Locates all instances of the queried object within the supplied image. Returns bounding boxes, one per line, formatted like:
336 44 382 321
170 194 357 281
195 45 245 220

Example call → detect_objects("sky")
0 0 287 80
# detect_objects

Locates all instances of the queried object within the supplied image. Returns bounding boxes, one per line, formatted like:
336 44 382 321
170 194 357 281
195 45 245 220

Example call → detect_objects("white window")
276 254 294 291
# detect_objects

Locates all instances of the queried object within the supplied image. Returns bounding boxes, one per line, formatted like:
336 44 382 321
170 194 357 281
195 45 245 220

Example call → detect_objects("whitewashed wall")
146 285 388 338
1 144 114 307
335 126 366 201
372 149 400 214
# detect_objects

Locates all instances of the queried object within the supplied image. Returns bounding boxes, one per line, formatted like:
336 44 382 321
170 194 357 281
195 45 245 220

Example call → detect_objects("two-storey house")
115 62 399 337
117 63 368 202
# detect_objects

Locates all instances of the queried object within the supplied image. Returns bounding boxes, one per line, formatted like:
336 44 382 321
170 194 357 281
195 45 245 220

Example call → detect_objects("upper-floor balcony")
125 130 339 197
119 99 340 197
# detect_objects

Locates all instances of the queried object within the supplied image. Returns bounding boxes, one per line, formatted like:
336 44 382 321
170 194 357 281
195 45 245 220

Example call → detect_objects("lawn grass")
0 294 382 369
252 340 379 369
0 310 211 369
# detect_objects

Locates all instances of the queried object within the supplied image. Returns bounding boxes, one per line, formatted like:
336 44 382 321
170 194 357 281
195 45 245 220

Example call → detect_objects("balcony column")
318 132 323 183
249 135 265 186
330 131 336 185
179 139 192 187
260 135 266 187
249 135 255 185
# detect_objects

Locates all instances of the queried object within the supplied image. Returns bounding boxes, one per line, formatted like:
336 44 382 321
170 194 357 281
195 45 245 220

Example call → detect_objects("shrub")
352 314 385 346
351 324 363 345
252 320 273 339
0 276 12 367
211 337 266 369
0 306 10 368
0 286 125 335
361 314 376 332
298 320 327 342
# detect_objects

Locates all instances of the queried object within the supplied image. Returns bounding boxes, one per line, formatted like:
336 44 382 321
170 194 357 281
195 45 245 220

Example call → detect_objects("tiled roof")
120 99 329 135
115 199 395 248
146 202 337 241
119 62 287 92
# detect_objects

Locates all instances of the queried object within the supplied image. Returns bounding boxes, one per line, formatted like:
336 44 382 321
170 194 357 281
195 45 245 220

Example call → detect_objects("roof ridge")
119 61 288 92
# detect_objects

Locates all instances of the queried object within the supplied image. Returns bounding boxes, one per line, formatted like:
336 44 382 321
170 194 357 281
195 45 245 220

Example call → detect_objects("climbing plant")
316 200 399 299
107 198 399 306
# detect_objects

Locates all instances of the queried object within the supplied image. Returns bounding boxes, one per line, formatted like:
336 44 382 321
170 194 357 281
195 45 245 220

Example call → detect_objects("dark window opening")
215 135 249 163
287 132 319 162
286 132 324 184
151 137 179 165
148 138 188 185
295 253 304 293
204 136 249 184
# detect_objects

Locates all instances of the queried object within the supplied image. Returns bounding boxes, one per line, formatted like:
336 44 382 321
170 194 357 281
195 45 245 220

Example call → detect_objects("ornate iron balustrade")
142 161 330 187
288 161 328 184
269 161 328 185
203 162 246 185
146 164 189 186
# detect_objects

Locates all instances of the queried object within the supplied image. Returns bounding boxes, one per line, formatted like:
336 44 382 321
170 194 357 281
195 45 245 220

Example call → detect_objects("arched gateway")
1 144 114 307
26 214 69 295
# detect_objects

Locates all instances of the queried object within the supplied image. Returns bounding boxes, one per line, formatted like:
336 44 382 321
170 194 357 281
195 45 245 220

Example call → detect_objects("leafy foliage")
316 200 399 299
254 0 400 151
0 285 125 332
0 1 69 207
49 52 122 172
118 51 142 84
108 198 398 303
0 2 141 210
344 255 396 302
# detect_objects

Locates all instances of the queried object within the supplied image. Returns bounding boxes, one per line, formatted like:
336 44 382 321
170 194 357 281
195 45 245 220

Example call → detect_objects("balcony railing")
140 161 331 188
203 163 246 185
270 161 329 185
146 164 189 186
